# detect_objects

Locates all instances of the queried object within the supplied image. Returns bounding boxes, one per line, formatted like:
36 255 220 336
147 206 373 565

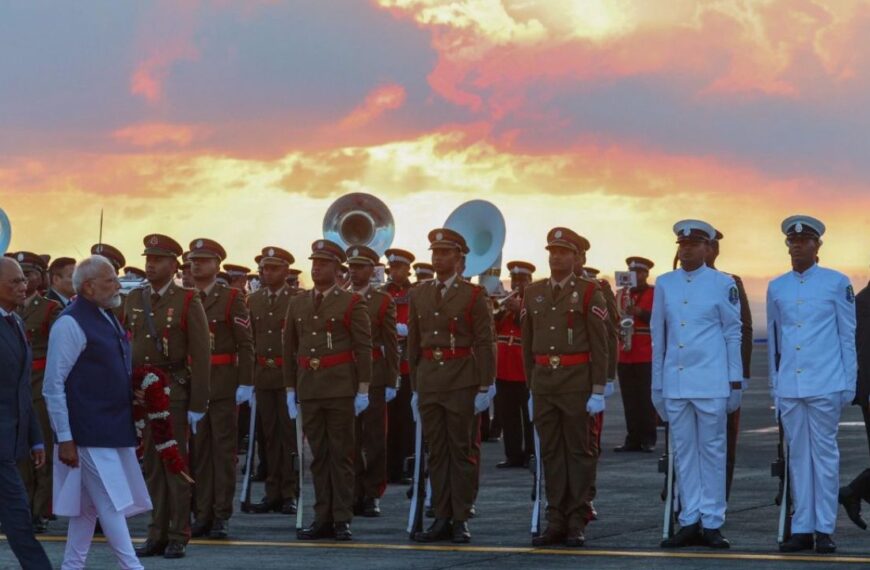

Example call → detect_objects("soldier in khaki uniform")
283 239 372 541
408 228 495 544
247 246 299 515
346 246 399 517
523 227 609 548
127 234 211 560
187 238 255 540
14 252 62 534
413 262 434 283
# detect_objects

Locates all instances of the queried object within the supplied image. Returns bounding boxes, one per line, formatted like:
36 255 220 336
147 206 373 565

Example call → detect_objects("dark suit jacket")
855 283 870 405
0 312 42 461
46 288 69 309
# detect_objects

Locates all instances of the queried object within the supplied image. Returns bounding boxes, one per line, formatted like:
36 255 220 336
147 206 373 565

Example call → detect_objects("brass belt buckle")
432 347 444 362
549 355 561 369
309 357 321 370
265 358 276 369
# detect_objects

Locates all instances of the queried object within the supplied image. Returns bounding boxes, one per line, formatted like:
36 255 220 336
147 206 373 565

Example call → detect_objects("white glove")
385 386 398 403
396 323 409 337
487 384 497 400
604 380 615 398
411 391 420 423
727 387 742 414
187 411 205 435
651 389 665 421
586 393 605 415
841 389 856 410
527 395 534 422
474 391 491 414
354 393 370 416
286 391 298 420
235 385 254 406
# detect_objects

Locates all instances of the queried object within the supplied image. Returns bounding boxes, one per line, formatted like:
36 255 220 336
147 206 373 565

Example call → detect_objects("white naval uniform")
652 264 742 529
767 263 857 534
44 314 152 570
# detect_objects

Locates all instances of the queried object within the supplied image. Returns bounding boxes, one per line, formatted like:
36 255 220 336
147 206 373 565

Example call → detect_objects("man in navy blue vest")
0 257 52 569
44 256 152 569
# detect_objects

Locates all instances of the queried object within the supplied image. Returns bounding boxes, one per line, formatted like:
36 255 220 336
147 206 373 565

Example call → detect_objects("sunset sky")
2 0 869 311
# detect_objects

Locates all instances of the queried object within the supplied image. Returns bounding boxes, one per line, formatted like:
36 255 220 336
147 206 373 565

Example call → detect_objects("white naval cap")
672 219 716 241
781 215 825 238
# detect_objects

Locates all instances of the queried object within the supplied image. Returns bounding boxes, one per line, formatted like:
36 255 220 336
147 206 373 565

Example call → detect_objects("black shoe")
190 519 212 538
163 541 186 559
779 532 814 552
815 532 836 554
425 506 435 519
640 443 656 453
135 539 167 557
298 520 335 540
250 497 282 514
334 521 352 541
32 516 48 534
839 487 867 530
531 527 566 547
363 497 381 518
661 522 701 548
413 518 452 542
209 518 228 539
564 529 585 548
452 520 471 543
468 505 477 519
496 460 524 469
614 443 643 453
701 528 730 549
281 498 298 515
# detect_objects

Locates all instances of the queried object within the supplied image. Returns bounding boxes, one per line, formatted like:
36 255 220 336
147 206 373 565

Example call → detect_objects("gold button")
434 312 439 316
310 348 316 353
434 331 439 335
145 334 151 339
549 346 555 350
312 332 317 336
268 312 273 316
549 326 555 330
145 356 150 361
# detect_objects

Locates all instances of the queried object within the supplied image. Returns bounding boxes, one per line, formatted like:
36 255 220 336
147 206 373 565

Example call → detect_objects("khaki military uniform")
16 294 62 519
407 278 495 522
125 283 211 544
283 286 372 523
521 276 608 535
248 285 298 504
354 286 399 503
191 282 254 524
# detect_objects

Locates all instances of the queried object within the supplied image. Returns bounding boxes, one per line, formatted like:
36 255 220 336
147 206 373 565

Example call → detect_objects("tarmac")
3 346 870 569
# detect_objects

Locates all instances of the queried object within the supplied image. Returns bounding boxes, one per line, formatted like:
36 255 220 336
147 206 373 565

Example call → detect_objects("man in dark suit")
0 257 52 569
839 278 870 528
47 256 76 308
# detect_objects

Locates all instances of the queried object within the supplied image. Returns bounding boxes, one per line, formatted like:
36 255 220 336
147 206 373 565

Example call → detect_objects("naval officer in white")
767 215 857 554
651 219 743 549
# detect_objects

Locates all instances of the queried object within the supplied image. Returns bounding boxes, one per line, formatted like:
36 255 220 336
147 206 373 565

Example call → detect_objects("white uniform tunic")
652 264 742 529
767 263 857 534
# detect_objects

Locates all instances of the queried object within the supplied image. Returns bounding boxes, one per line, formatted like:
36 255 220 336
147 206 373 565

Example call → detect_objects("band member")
768 215 857 553
615 257 657 453
383 248 415 483
127 234 211 560
523 227 608 547
652 219 742 549
247 247 299 515
413 262 435 284
47 257 76 308
287 268 302 292
13 252 62 533
187 238 255 540
408 228 495 544
347 246 399 516
180 252 194 289
706 231 753 499
223 264 251 292
283 239 372 541
494 261 535 468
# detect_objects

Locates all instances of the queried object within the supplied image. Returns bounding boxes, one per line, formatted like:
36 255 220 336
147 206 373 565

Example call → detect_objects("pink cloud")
339 83 407 129
112 122 201 147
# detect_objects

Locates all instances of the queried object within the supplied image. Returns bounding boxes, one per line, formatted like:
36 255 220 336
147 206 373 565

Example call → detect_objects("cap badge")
96 245 103 253
149 236 159 246
682 228 690 237
196 239 203 249
795 222 803 233
389 255 396 262
268 248 275 257
317 241 324 250
16 253 23 261
554 230 563 239
436 232 444 241
352 248 359 257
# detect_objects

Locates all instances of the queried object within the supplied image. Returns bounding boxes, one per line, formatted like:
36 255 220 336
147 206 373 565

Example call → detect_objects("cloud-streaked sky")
2 0 868 303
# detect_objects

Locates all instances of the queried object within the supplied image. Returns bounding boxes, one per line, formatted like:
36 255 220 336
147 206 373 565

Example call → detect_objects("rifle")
530 427 544 537
406 417 427 538
295 410 305 536
659 424 678 540
769 322 792 543
239 395 257 512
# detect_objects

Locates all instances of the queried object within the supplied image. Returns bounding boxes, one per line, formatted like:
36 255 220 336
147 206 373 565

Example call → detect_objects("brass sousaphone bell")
322 192 395 256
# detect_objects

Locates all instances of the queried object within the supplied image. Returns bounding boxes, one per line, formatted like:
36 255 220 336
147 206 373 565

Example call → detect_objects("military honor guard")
283 239 373 541
706 231 753 499
768 215 857 553
246 247 299 515
187 238 255 540
522 228 609 547
651 219 743 549
223 264 251 292
407 228 495 543
615 257 657 453
126 235 211 560
347 246 399 516
493 261 535 469
12 252 62 534
383 248 416 483
47 257 76 308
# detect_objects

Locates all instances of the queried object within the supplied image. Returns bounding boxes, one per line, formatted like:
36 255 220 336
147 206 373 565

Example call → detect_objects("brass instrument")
618 285 635 352
322 192 395 256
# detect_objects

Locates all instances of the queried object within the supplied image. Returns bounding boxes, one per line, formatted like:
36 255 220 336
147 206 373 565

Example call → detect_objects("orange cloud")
112 122 201 148
339 83 407 129
130 41 199 103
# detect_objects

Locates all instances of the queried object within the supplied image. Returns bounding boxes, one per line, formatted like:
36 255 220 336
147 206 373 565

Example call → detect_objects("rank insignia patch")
847 285 855 304
729 286 739 306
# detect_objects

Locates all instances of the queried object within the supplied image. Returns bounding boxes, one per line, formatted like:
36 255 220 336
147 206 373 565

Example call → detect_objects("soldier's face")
635 268 649 286
311 258 337 287
348 263 373 288
24 268 41 296
431 247 460 276
787 235 820 267
511 273 531 295
388 263 410 284
677 240 709 269
191 258 219 280
548 246 575 276
261 263 289 289
145 255 177 285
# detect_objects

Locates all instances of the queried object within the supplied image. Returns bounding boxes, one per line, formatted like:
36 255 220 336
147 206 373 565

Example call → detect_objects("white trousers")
665 397 727 529
780 393 841 534
61 449 143 570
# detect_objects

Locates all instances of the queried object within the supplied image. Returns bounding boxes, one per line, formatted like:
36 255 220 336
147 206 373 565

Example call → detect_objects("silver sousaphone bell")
445 200 506 295
0 208 11 255
323 193 395 284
